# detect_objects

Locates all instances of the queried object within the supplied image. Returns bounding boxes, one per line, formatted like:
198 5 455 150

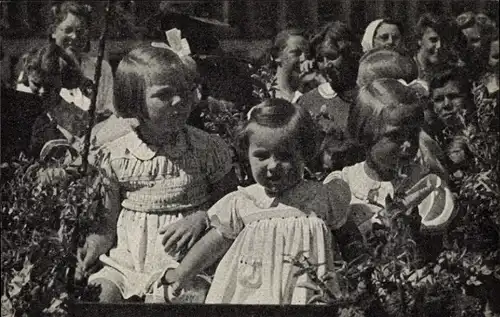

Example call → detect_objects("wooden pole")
342 0 353 30
442 0 453 17
247 0 257 38
307 0 319 30
375 0 386 19
408 0 419 32
278 0 288 31
222 0 230 24
80 0 112 174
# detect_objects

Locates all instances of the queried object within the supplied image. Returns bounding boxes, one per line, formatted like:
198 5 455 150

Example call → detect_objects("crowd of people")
0 1 498 306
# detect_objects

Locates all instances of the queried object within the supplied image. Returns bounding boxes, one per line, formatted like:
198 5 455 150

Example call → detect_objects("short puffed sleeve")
323 170 345 185
205 134 233 184
207 191 244 240
324 178 351 230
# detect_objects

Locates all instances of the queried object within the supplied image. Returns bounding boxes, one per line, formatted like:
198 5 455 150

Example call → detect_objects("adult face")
419 27 443 65
51 13 89 57
373 23 402 50
432 80 469 128
461 25 482 51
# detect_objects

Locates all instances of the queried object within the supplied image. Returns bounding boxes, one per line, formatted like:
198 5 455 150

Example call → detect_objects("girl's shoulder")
81 55 113 78
90 116 140 151
186 126 231 152
323 162 364 185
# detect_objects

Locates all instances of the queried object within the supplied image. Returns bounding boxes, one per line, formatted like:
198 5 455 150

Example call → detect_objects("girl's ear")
417 39 422 48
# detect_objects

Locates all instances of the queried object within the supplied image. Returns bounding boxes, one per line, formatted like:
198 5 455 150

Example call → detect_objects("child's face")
461 25 482 51
248 127 304 196
367 113 421 181
373 23 402 50
51 13 89 57
277 35 308 72
144 83 197 135
419 27 444 65
26 69 62 99
431 80 468 127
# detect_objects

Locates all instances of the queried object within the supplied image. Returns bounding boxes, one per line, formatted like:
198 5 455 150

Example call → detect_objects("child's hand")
75 234 113 281
160 210 209 254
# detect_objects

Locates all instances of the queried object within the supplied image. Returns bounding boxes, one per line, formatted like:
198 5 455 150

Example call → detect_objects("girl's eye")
379 34 389 41
252 150 269 161
275 151 292 161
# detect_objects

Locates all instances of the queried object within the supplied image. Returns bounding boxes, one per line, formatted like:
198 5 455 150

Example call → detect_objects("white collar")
59 88 91 111
317 83 338 99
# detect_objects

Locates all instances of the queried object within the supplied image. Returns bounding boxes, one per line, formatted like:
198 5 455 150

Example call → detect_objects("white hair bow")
151 28 191 57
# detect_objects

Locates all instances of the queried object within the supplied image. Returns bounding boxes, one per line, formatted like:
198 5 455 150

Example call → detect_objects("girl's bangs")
147 63 189 88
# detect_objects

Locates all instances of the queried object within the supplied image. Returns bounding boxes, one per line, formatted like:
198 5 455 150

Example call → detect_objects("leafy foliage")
281 81 499 315
1 155 107 316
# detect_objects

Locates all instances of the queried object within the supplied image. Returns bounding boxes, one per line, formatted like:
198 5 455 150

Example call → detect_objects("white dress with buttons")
88 126 233 299
205 180 350 304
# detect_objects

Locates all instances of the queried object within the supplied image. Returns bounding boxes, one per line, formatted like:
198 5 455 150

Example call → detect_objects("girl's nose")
267 157 280 173
435 40 442 50
443 97 454 109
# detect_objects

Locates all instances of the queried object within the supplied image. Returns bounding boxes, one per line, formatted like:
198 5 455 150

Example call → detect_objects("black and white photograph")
1 1 499 316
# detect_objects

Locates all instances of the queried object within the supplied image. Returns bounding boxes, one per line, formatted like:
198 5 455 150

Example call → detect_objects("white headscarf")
361 19 385 53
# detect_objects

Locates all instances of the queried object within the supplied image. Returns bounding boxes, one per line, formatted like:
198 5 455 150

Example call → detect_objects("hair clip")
151 28 191 57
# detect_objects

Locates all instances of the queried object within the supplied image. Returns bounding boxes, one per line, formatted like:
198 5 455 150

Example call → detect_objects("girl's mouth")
440 112 456 121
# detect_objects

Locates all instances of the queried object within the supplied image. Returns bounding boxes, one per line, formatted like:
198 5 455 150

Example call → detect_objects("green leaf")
8 257 33 297
306 294 326 305
1 295 14 317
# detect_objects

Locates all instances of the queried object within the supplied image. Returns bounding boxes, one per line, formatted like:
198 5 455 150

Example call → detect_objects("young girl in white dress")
323 78 455 243
159 98 363 304
77 45 237 302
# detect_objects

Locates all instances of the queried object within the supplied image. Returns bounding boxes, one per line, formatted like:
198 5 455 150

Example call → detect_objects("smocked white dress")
205 179 350 304
323 161 455 238
88 126 232 299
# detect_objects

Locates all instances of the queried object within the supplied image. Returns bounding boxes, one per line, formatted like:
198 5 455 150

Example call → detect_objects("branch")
80 0 113 175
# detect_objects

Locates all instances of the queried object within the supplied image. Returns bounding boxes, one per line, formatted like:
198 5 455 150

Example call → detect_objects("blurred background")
1 0 499 69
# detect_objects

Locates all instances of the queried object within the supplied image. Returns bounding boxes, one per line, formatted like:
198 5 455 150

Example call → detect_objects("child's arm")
161 133 237 254
162 228 233 290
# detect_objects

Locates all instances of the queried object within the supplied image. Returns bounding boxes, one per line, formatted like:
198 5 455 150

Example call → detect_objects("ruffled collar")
117 128 189 161
238 181 312 209
317 83 338 99
344 162 394 204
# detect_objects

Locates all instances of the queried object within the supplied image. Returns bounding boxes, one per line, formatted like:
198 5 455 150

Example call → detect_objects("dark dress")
30 97 110 160
1 87 46 161
297 83 362 173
